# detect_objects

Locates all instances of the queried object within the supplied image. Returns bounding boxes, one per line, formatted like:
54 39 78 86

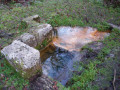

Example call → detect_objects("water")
53 26 110 51
41 26 110 85
42 47 74 85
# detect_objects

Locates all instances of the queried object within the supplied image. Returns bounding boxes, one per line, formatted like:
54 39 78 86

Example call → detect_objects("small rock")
0 74 5 78
30 74 54 90
16 33 37 47
23 15 40 25
109 54 114 58
0 31 14 38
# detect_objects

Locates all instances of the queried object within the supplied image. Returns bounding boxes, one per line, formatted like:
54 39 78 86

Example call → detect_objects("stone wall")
1 15 53 80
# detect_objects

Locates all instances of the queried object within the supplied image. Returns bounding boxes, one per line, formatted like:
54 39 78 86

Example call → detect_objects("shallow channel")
40 26 110 85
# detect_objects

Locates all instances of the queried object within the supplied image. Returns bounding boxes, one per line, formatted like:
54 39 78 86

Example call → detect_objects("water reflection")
42 47 74 85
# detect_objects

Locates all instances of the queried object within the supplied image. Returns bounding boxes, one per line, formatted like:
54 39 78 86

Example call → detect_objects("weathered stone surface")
30 74 55 90
16 33 37 47
1 40 42 79
29 24 53 45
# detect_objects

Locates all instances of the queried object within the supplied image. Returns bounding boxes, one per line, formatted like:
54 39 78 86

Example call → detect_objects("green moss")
42 39 48 47
35 38 52 51
81 45 94 52
35 44 41 50
23 63 42 80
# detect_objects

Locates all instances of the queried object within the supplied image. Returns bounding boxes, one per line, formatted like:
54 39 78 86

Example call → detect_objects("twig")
113 69 116 90
108 23 120 30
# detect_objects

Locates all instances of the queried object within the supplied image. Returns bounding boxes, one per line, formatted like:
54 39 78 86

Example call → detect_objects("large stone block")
16 33 37 47
1 40 42 79
29 24 53 45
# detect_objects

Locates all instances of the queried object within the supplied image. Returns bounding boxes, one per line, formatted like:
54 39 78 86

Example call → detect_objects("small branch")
113 69 116 90
108 23 120 30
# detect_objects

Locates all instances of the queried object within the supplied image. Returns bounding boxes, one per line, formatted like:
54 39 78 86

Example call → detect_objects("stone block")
29 24 53 45
16 33 37 47
1 40 42 79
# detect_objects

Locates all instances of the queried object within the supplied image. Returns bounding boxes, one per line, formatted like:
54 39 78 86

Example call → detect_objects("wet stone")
30 74 54 90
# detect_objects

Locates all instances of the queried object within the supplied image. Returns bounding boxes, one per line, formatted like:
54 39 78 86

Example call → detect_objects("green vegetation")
92 22 111 31
81 45 94 52
35 38 52 50
70 28 120 89
0 53 29 89
18 21 28 30
0 0 120 89
47 15 85 27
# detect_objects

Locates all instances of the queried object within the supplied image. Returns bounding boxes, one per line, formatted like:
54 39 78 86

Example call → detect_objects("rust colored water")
41 26 110 85
53 26 110 51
